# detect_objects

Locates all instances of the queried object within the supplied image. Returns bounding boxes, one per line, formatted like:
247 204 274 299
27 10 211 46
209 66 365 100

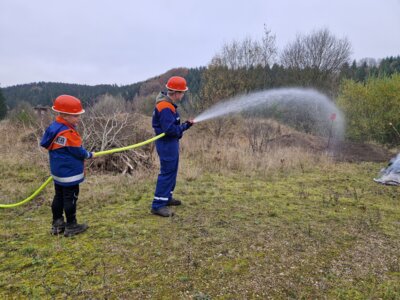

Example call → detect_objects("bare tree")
210 25 277 69
281 28 351 74
260 24 277 67
211 40 241 69
203 26 277 106
200 26 277 134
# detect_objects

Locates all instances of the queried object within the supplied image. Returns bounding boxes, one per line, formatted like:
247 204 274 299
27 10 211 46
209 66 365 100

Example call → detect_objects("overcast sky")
1 0 399 87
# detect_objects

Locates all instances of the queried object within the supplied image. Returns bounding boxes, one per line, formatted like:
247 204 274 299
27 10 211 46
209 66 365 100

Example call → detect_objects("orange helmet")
52 95 85 115
165 76 189 92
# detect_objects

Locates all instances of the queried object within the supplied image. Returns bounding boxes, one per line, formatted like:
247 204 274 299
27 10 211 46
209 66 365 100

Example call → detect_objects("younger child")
40 95 94 237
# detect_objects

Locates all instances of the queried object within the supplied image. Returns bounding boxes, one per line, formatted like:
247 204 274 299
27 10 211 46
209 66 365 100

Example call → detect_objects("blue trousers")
152 140 179 209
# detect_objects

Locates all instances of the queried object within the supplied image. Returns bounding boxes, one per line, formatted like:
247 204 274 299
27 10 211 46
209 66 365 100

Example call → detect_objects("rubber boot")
151 206 174 217
51 218 66 235
167 198 182 206
64 221 88 237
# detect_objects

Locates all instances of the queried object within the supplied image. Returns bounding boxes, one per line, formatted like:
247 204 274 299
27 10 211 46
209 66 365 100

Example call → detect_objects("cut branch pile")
89 146 154 175
80 97 155 174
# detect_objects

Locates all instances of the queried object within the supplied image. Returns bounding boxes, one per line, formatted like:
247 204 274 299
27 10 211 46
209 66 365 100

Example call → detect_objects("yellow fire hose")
0 133 165 208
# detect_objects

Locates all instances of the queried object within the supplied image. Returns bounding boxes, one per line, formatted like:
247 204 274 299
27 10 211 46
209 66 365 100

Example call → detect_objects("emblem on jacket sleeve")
54 136 67 146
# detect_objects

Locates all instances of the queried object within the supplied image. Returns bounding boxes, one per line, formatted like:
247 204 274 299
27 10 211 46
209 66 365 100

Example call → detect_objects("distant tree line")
341 56 400 82
0 52 400 112
3 50 398 116
2 81 140 109
1 67 205 115
0 88 7 120
3 55 398 115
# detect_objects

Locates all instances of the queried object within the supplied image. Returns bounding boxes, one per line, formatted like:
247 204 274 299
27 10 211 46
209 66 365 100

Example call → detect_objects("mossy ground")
1 161 400 299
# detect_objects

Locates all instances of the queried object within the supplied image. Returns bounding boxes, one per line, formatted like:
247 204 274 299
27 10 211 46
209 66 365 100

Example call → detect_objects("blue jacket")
152 92 190 160
40 116 92 186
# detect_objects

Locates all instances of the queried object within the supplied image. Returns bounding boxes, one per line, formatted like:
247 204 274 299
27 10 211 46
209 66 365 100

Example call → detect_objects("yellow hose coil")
0 133 165 208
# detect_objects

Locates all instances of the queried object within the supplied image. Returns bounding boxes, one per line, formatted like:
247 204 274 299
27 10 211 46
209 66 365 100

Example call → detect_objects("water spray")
327 113 337 148
193 88 345 140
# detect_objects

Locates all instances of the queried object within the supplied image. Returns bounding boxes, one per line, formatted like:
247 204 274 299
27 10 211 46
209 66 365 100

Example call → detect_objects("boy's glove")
182 120 194 131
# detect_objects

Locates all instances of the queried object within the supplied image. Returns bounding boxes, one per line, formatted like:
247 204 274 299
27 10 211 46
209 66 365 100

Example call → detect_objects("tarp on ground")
373 153 400 186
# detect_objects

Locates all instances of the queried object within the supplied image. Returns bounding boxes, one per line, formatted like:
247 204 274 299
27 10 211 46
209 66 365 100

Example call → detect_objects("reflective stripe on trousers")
52 173 84 183
152 159 178 209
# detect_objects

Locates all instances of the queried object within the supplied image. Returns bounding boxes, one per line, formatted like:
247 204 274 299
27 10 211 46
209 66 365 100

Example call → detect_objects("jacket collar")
56 116 76 130
156 92 177 107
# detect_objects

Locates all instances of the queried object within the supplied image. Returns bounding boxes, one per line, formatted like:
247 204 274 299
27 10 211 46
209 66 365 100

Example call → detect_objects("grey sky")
1 0 399 87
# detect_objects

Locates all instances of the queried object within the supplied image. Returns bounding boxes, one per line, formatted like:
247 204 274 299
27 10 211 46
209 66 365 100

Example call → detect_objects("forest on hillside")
0 68 204 109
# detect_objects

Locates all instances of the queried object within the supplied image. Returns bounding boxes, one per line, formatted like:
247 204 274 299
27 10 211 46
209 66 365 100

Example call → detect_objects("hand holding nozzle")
183 119 195 130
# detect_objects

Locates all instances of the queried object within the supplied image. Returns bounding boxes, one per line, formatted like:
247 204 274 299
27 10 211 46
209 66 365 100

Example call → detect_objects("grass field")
1 156 399 299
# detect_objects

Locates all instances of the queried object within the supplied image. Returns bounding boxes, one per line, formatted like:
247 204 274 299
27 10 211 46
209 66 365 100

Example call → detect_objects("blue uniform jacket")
40 116 92 186
152 93 188 161
152 92 189 161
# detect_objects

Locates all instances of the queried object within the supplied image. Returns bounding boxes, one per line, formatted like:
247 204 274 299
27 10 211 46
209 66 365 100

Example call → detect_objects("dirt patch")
332 140 393 163
266 132 393 162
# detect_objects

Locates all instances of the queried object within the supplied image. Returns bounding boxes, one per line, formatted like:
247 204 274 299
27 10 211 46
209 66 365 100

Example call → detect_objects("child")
151 76 194 217
40 95 94 237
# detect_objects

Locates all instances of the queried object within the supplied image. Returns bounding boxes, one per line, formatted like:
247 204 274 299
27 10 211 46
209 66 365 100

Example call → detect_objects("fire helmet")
165 76 189 92
52 95 85 115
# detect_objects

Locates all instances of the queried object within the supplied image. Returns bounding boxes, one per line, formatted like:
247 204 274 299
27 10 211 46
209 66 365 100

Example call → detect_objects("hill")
2 67 204 109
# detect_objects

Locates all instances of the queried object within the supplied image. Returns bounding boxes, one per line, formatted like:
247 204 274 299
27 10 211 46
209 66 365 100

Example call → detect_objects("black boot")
151 206 174 217
167 198 182 206
51 218 66 235
64 221 88 237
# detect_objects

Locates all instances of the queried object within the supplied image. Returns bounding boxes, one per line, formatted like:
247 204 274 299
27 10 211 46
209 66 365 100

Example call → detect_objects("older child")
40 95 93 237
151 76 194 217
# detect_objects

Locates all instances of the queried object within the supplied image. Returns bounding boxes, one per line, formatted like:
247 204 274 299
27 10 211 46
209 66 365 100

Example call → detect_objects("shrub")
337 74 400 145
8 102 38 127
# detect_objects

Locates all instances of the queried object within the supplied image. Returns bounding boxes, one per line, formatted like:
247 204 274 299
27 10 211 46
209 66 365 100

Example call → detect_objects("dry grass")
180 117 332 178
0 115 332 182
0 120 47 165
